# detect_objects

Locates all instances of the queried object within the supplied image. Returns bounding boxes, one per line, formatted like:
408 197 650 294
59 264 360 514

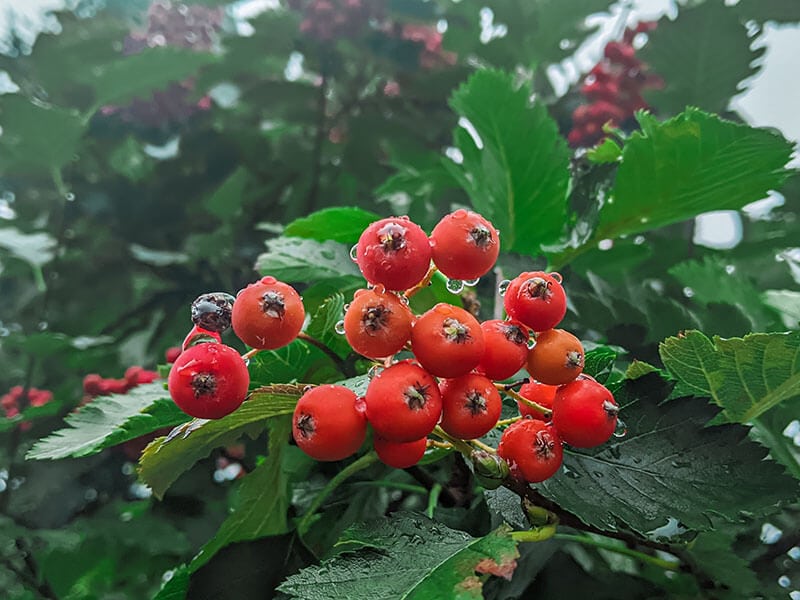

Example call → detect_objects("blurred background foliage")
0 0 799 597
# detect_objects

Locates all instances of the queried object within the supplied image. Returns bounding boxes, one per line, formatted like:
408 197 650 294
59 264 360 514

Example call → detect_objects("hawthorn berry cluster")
568 22 662 148
167 210 621 486
83 366 159 400
1 386 53 431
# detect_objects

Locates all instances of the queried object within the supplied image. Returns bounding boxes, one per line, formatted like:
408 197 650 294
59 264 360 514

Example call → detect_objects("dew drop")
334 320 346 335
725 264 735 274
613 419 628 438
446 278 464 293
498 279 511 296
778 575 791 588
464 278 480 287
761 523 783 544
787 546 800 561
549 272 563 284
349 244 359 261
682 287 695 298
65 192 75 202
452 208 468 219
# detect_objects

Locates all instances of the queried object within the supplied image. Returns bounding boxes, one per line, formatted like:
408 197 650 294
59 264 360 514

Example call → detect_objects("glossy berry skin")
497 419 563 483
504 271 567 332
526 329 584 385
355 217 432 291
168 342 250 419
191 292 236 333
373 436 427 469
232 276 305 350
429 209 500 280
517 380 557 421
552 378 618 448
365 361 442 443
292 385 367 461
344 288 413 359
439 374 502 439
411 303 485 378
475 319 529 381
182 324 222 351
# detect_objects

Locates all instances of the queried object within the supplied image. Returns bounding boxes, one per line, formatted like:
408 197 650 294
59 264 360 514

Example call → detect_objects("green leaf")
0 95 85 172
191 416 291 570
285 207 381 245
659 330 800 423
446 69 570 254
625 360 660 380
75 47 217 107
537 373 796 534
735 0 800 24
154 565 190 600
138 385 302 499
27 383 188 460
598 109 794 240
582 346 617 384
639 2 764 115
687 531 759 596
763 290 800 328
254 236 362 282
587 137 622 164
306 293 351 360
205 167 250 220
278 513 518 599
669 256 781 331
247 342 317 387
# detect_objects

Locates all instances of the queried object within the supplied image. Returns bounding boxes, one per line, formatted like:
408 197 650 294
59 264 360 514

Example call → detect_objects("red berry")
439 373 502 439
429 209 500 281
165 346 182 364
588 100 626 124
292 385 367 461
365 361 442 442
411 303 485 378
526 329 584 386
125 366 158 385
581 80 620 103
552 378 618 448
232 276 305 350
516 380 557 420
168 342 250 419
374 436 427 468
355 216 432 291
604 41 639 68
28 389 53 407
503 272 567 332
497 419 562 483
1 393 17 410
343 287 413 359
475 319 529 381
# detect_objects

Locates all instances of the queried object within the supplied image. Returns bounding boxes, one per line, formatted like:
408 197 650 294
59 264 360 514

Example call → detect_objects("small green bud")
472 450 510 489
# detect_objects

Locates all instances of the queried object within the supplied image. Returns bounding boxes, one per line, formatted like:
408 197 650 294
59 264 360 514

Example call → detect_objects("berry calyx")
355 216 432 291
552 378 618 448
429 209 500 281
503 271 567 332
497 419 563 483
475 319 530 381
365 361 442 442
292 385 367 461
231 276 305 350
526 329 584 385
168 342 249 419
439 373 502 440
373 436 427 469
410 303 485 378
343 287 413 359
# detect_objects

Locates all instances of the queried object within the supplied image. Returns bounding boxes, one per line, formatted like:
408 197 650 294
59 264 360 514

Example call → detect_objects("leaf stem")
511 525 558 543
297 451 378 536
554 533 680 571
426 483 442 518
470 438 497 454
496 416 522 427
432 426 474 456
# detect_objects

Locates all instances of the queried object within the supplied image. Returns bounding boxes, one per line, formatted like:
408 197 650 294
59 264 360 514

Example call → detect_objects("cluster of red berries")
287 0 384 42
568 22 662 147
83 366 159 401
166 210 620 485
1 386 53 430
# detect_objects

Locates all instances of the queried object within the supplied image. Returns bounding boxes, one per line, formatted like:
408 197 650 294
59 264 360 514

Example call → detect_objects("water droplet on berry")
463 278 480 287
452 208 468 219
349 244 358 261
334 320 346 335
372 284 386 295
260 276 277 285
549 272 563 284
613 419 627 438
446 278 464 293
498 280 511 296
